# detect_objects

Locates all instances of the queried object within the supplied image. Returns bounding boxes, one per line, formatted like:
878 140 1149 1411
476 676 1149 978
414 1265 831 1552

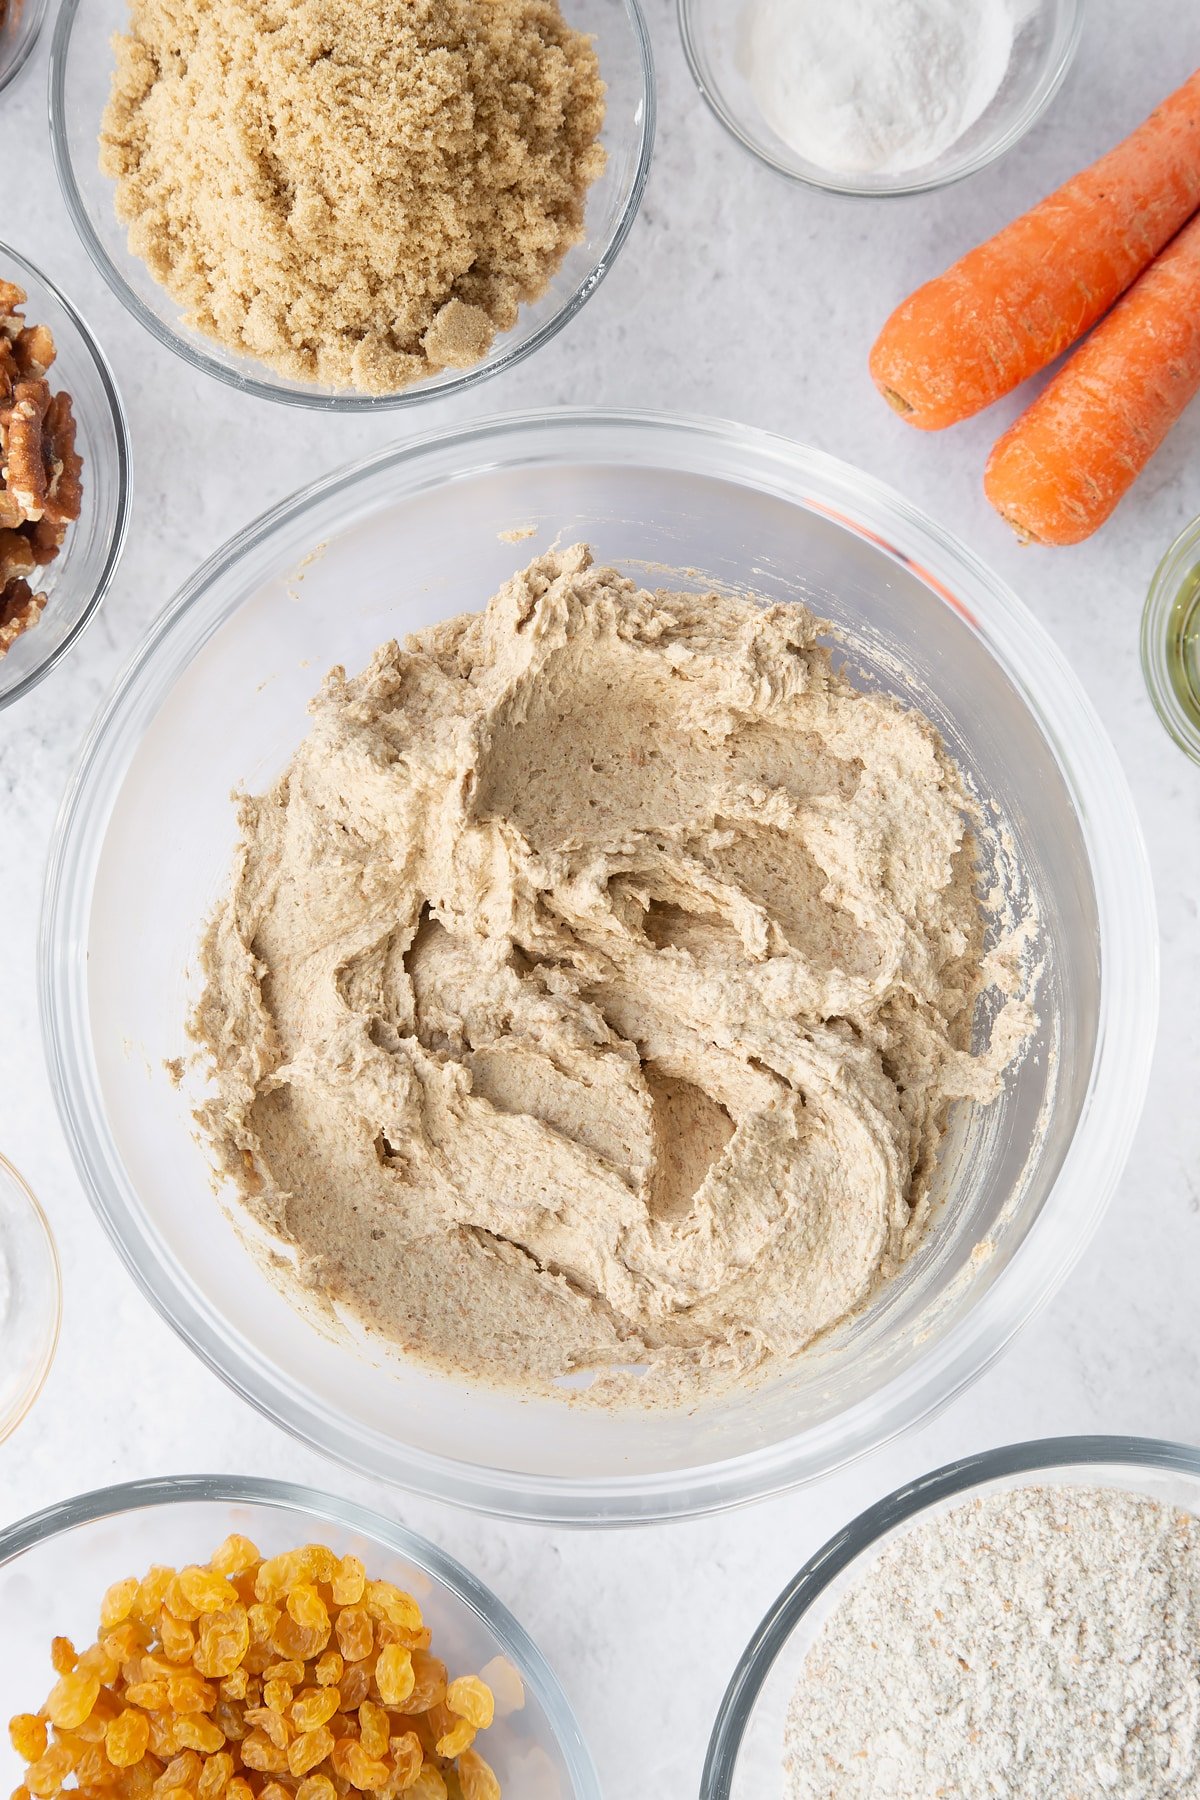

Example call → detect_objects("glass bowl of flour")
678 0 1083 195
703 1436 1200 1799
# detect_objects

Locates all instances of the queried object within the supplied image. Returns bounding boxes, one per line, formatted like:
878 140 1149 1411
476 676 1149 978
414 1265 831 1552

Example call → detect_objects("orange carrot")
983 210 1200 545
870 68 1200 431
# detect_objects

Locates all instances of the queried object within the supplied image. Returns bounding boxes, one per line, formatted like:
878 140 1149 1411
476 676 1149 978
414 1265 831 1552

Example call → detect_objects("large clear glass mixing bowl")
39 411 1157 1523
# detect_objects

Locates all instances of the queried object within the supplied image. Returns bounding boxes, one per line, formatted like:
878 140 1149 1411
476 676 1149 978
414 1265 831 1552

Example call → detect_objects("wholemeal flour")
785 1484 1200 1798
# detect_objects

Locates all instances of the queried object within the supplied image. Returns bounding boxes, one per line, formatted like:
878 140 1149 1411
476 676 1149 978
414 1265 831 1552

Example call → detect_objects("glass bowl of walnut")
0 242 130 710
0 1476 601 1800
0 0 51 96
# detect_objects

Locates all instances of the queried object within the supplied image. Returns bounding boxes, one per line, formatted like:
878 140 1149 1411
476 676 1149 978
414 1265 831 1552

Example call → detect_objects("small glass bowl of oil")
1142 516 1200 764
0 1153 61 1442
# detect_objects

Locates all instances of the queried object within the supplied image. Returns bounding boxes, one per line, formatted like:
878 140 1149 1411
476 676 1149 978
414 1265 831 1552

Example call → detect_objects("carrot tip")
994 506 1040 546
879 385 914 417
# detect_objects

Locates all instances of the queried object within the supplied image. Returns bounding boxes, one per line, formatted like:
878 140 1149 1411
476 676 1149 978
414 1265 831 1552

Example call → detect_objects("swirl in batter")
195 546 1030 1400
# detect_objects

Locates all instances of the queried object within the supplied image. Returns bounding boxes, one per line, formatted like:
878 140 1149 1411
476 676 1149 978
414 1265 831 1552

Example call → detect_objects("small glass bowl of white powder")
703 1436 1200 1799
678 0 1082 195
0 1153 61 1443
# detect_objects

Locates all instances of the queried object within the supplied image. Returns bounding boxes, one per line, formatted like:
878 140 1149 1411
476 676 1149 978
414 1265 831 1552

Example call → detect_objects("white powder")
742 0 1015 177
785 1485 1200 1798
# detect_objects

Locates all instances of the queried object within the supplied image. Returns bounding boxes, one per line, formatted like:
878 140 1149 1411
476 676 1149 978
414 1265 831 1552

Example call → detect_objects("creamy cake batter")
195 546 1030 1400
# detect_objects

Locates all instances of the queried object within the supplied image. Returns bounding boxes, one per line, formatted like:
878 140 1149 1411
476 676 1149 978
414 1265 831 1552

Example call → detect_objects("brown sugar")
99 0 607 395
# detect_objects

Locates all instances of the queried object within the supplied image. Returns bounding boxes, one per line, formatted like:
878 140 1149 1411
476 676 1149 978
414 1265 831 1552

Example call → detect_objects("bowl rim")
0 1149 62 1443
0 1471 602 1800
676 0 1085 197
700 1432 1200 1797
47 0 657 412
1140 511 1200 765
0 238 132 712
0 0 51 97
38 406 1158 1525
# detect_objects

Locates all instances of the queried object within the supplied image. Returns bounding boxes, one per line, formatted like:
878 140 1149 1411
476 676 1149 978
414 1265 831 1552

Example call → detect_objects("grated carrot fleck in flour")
99 0 607 394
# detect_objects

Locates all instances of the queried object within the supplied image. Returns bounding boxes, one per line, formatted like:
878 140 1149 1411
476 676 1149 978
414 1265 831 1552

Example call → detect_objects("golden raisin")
334 1609 372 1665
80 1744 119 1787
253 1555 302 1605
456 1751 499 1800
374 1647 414 1711
286 1588 330 1638
195 1613 249 1683
208 1540 260 1582
435 1719 473 1759
295 1777 337 1800
171 1718 226 1756
258 1784 292 1800
218 1671 247 1704
357 1701 389 1761
262 1661 305 1687
388 1732 423 1788
123 1685 168 1713
9 1716 48 1761
153 1752 202 1795
78 1642 122 1687
46 1672 101 1731
105 1623 148 1664
286 1726 334 1778
25 1746 75 1798
158 1616 195 1667
178 1571 238 1618
445 1679 493 1732
196 1753 234 1800
407 1770 447 1800
211 1702 246 1746
115 1762 161 1800
339 1741 390 1791
269 1614 323 1664
337 1665 370 1711
247 1605 280 1647
49 1642 77 1677
243 1708 288 1752
133 1573 173 1627
314 1654 342 1690
107 1714 151 1769
239 1730 288 1775
166 1673 215 1715
329 1559 365 1609
101 1582 140 1632
291 1689 339 1734
261 1681 290 1718
161 1580 200 1626
364 1586 422 1634
406 1656 446 1716
226 1782 253 1800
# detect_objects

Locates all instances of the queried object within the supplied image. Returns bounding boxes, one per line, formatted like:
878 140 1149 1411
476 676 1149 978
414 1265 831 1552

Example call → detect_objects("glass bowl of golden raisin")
0 1477 599 1800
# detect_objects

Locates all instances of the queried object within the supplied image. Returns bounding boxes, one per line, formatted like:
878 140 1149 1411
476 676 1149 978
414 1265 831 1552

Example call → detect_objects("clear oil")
1165 563 1200 731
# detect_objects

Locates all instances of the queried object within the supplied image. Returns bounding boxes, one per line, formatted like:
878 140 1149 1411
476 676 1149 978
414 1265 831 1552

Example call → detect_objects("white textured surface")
1 4 1198 1796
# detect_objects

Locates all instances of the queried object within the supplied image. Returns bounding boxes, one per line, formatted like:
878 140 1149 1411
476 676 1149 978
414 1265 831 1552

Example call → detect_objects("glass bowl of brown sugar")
49 0 655 411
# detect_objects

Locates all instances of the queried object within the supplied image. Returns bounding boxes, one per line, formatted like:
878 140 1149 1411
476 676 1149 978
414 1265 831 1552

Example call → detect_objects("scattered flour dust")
785 1485 1200 1798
